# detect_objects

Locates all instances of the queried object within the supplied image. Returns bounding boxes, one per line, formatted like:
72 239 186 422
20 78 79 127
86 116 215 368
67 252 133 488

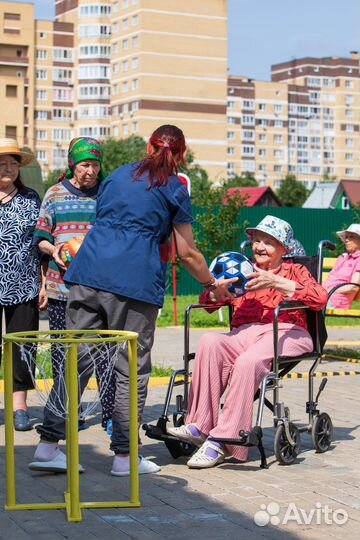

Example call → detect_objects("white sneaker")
29 450 85 473
110 455 160 476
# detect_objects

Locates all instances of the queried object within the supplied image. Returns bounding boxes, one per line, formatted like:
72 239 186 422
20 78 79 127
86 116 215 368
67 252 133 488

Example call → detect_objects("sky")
8 0 360 80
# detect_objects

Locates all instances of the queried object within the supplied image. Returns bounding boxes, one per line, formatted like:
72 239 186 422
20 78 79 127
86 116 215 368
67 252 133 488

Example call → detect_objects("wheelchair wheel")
311 412 333 453
274 423 301 465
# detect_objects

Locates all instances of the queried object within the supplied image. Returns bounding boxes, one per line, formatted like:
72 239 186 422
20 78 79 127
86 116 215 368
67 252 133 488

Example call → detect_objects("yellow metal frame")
3 330 141 522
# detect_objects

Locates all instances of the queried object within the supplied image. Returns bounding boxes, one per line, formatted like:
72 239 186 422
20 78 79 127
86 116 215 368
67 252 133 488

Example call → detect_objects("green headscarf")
63 137 106 181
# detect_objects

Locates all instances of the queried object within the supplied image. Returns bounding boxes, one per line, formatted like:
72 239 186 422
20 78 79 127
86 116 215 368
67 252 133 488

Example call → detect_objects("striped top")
34 179 99 301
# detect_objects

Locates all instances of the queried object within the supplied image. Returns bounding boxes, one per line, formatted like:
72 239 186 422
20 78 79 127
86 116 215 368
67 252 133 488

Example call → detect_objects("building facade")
227 54 360 188
1 0 228 179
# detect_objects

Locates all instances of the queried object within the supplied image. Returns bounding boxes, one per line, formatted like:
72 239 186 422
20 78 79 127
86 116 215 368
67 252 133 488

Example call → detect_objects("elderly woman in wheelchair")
166 216 328 469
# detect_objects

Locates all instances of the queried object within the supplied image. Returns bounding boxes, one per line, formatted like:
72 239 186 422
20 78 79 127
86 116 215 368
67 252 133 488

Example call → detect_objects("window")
123 103 129 114
122 60 129 72
36 150 47 161
122 81 129 93
132 79 139 90
307 77 321 86
243 100 254 109
36 90 47 100
227 100 235 109
259 134 267 142
345 153 353 161
227 117 236 124
53 48 73 62
4 12 21 20
39 32 45 39
113 63 119 75
227 131 235 140
242 115 254 125
132 15 139 26
79 25 111 37
274 119 283 128
259 148 266 156
345 80 353 88
36 49 47 60
122 18 128 30
35 110 48 120
346 124 354 132
131 101 139 112
259 164 266 172
79 5 111 16
122 39 129 50
78 65 110 79
227 147 235 156
345 109 354 117
345 95 354 104
242 146 255 156
6 85 17 97
79 85 110 98
345 168 354 176
345 138 353 147
53 88 73 101
258 103 266 111
53 128 74 141
132 121 139 132
274 165 282 172
122 0 129 7
36 70 47 80
242 130 254 141
123 124 129 136
5 126 17 138
274 104 282 113
274 150 282 158
53 69 72 83
80 45 111 58
258 119 268 127
36 130 47 140
274 135 282 143
112 83 118 95
132 35 139 47
53 108 73 121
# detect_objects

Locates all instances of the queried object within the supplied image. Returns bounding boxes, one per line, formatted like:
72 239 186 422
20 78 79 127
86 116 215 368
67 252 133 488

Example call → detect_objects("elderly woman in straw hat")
168 215 328 469
0 138 47 431
324 223 360 309
33 137 115 431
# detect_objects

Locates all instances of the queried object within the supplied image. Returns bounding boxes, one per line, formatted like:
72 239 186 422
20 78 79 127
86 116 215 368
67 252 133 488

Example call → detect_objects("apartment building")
0 0 228 178
228 54 360 188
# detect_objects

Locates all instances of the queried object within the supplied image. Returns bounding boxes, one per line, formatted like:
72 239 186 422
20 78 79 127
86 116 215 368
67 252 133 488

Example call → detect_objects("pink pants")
186 323 313 461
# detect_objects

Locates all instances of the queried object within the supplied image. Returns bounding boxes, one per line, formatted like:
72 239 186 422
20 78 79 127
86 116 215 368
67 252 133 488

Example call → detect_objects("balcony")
0 55 29 66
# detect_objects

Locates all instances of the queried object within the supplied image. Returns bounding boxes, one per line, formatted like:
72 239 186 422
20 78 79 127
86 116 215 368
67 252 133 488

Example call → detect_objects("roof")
302 183 338 209
339 180 360 206
226 186 281 206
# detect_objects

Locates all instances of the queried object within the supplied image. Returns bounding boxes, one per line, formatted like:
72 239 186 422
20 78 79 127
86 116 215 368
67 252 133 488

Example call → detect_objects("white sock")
34 441 60 462
112 455 133 473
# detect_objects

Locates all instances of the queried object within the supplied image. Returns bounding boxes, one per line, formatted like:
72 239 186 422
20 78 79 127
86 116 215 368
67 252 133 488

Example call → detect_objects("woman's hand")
211 277 238 301
52 243 67 271
245 268 278 291
38 287 48 311
245 267 296 296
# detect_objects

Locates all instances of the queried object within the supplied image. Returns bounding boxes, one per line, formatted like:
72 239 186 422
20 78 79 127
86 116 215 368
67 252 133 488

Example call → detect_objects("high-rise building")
227 54 360 188
0 0 228 179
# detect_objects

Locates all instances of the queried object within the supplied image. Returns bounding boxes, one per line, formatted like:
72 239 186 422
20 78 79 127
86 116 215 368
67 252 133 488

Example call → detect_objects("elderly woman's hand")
245 267 296 296
52 243 67 271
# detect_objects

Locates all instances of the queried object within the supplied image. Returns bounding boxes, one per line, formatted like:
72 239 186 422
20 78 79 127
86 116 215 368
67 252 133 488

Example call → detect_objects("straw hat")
0 138 34 166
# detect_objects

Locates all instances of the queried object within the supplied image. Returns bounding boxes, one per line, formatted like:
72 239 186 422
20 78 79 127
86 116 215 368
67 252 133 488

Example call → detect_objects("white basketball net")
14 333 122 420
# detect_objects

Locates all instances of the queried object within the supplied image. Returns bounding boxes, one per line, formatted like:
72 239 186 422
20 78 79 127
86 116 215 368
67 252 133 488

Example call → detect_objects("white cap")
336 223 360 242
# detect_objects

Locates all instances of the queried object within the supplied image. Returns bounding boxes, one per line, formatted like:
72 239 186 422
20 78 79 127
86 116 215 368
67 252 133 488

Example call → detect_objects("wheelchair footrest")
142 421 187 444
210 426 268 469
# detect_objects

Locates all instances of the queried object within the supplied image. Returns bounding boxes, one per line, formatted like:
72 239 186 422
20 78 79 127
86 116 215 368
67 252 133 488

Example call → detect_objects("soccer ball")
60 234 86 267
209 251 254 296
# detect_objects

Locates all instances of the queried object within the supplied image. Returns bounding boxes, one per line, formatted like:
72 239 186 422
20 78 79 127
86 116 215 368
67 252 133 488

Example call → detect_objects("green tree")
224 172 258 188
101 136 146 175
192 183 246 261
276 174 309 207
43 169 63 192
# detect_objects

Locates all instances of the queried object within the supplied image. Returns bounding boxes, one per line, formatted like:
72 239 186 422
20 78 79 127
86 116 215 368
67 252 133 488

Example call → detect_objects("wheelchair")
143 240 336 468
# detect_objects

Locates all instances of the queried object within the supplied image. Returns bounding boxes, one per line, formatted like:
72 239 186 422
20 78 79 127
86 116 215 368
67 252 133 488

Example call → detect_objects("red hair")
135 124 186 187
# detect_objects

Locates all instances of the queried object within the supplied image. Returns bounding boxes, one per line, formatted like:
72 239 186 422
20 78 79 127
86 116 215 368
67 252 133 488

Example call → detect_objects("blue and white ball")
209 252 254 296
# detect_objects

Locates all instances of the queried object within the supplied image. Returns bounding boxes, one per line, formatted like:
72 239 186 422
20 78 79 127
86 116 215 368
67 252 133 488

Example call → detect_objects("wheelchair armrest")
276 300 307 312
328 282 360 298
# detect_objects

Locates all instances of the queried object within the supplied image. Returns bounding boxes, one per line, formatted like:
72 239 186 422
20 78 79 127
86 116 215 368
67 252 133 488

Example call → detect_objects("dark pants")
48 298 116 424
37 285 158 454
0 298 39 392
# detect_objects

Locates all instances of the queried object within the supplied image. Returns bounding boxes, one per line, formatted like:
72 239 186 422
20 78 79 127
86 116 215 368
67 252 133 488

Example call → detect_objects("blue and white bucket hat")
246 215 294 252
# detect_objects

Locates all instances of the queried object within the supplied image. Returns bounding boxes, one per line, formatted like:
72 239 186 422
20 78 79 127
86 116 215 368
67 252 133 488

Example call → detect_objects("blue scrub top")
64 162 193 307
